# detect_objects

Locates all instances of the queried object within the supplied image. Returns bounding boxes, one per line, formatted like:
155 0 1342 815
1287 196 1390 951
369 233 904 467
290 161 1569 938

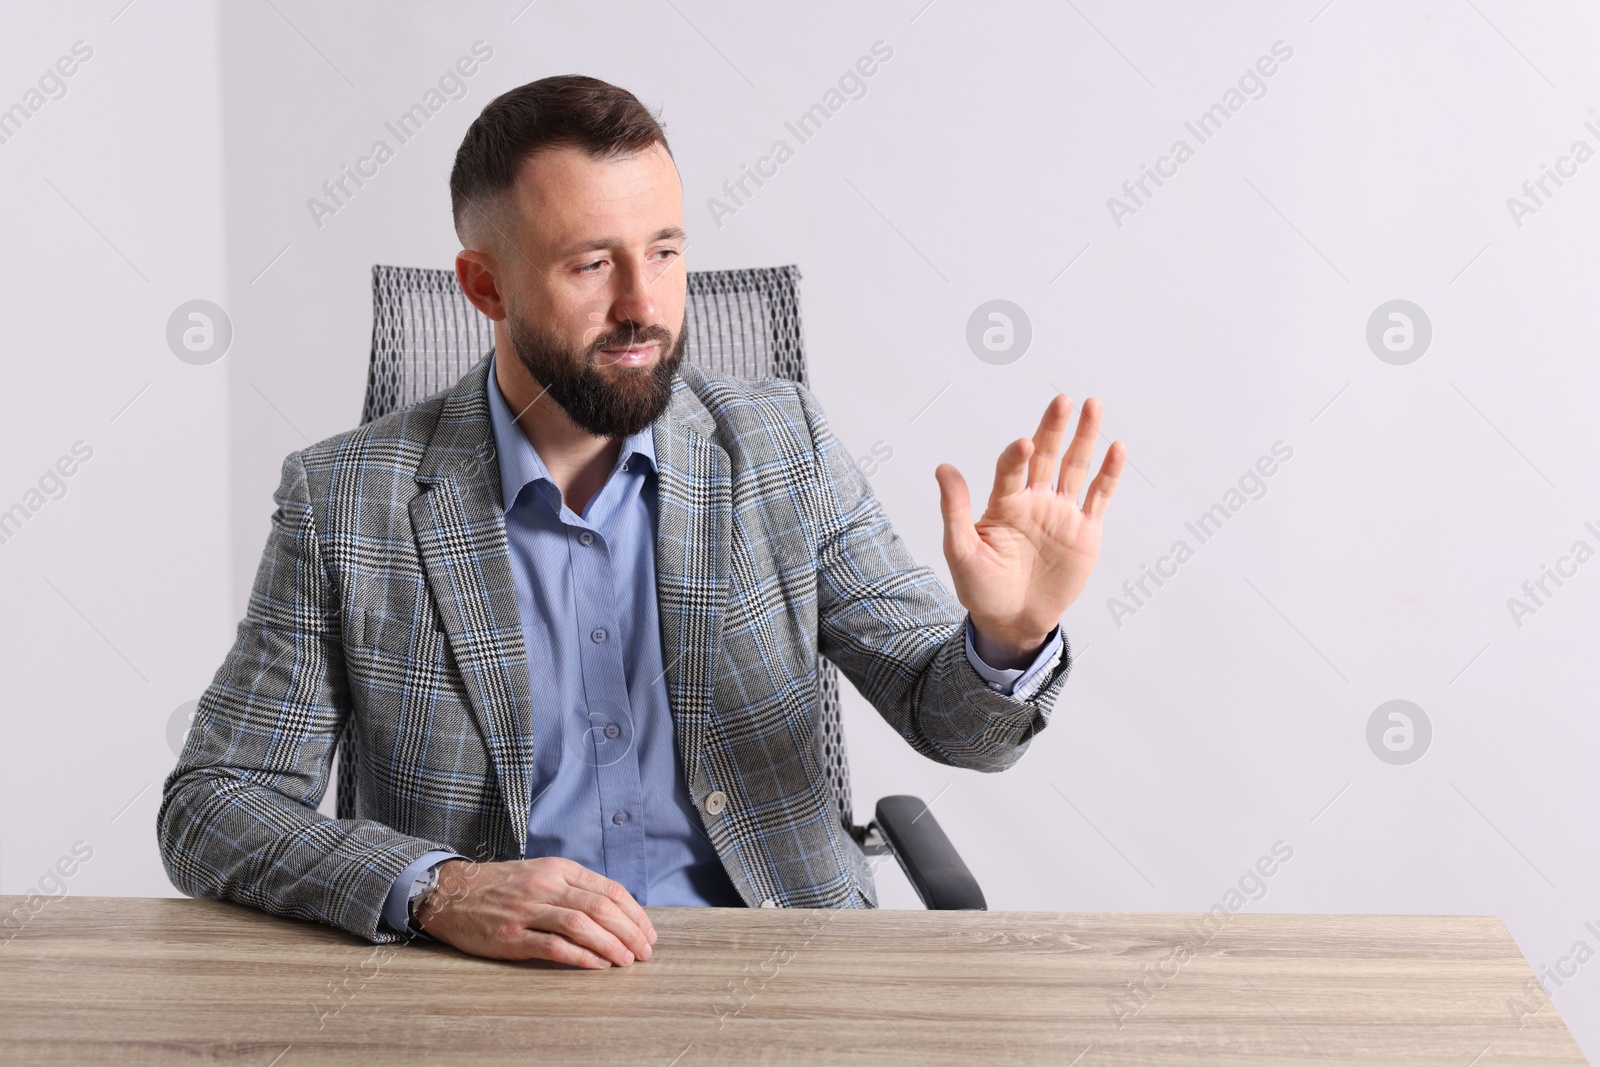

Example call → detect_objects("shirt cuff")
964 619 1064 699
381 850 467 937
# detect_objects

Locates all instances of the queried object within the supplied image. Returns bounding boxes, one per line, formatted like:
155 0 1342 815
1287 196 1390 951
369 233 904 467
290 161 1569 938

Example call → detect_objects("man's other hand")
414 856 658 968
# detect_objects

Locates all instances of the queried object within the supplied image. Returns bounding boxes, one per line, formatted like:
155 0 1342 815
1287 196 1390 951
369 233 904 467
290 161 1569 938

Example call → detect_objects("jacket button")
704 790 727 815
759 899 777 908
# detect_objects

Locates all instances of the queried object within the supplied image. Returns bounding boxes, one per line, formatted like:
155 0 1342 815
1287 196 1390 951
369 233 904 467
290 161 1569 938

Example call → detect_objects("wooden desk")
0 896 1584 1065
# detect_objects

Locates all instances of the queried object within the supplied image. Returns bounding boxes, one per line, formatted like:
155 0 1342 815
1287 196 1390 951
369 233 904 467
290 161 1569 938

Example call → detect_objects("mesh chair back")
338 264 857 841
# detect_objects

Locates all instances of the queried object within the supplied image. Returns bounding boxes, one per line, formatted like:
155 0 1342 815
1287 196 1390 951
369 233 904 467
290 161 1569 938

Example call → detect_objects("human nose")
609 256 658 331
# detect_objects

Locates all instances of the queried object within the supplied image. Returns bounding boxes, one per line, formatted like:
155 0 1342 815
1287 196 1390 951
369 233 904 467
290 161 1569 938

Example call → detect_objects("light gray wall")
3 0 1596 1053
0 0 234 918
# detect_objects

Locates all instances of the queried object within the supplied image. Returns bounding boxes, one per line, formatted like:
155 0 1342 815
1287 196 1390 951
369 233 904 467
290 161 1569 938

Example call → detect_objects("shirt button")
603 723 621 739
612 811 629 825
591 628 608 643
578 531 595 546
759 899 777 909
704 790 727 815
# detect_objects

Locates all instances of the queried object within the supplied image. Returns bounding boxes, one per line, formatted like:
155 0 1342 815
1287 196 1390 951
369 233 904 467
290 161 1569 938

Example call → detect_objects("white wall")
0 0 233 911
3 0 1596 1053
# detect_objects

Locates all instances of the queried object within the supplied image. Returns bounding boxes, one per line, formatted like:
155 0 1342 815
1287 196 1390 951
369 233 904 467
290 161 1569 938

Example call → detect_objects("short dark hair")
450 75 670 249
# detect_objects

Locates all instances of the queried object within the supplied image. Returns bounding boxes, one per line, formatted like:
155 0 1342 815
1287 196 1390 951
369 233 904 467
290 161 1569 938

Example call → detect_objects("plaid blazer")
158 359 1072 944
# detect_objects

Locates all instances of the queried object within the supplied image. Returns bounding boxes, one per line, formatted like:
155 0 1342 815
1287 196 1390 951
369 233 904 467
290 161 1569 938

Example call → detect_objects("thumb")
935 463 980 562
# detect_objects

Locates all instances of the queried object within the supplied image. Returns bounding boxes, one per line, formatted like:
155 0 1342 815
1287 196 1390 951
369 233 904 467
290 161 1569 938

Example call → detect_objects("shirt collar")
484 350 658 515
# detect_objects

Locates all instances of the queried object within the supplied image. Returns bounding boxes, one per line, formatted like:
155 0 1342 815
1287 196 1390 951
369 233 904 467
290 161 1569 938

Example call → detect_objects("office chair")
336 263 985 910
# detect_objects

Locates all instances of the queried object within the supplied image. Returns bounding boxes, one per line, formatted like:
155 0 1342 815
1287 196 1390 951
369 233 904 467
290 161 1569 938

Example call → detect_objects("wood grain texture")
0 895 1584 1065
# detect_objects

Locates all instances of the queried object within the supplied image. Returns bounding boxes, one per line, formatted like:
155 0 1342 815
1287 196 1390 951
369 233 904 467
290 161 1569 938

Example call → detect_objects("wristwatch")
405 862 444 935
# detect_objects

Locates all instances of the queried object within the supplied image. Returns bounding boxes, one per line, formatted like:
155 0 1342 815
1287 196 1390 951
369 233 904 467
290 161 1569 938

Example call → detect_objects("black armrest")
871 795 987 910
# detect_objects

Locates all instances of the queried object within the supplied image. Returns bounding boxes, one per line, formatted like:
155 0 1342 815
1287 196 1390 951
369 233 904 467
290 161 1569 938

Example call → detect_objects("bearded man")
159 75 1126 968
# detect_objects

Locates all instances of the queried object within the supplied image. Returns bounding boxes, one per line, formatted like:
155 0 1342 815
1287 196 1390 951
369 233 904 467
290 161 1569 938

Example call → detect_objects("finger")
563 865 657 945
1058 397 1104 501
1083 440 1127 519
563 887 653 961
529 902 636 967
510 928 612 970
934 463 980 561
991 437 1034 509
1027 394 1073 490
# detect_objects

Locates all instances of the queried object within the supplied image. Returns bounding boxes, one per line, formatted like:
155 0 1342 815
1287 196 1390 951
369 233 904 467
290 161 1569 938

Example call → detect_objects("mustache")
585 322 674 356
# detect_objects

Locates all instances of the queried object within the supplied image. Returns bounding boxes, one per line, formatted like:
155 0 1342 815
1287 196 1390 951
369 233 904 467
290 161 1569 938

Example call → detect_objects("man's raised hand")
934 394 1126 667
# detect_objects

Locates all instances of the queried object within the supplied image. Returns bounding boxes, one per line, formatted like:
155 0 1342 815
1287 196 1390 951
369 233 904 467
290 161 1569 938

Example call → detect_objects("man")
158 75 1126 970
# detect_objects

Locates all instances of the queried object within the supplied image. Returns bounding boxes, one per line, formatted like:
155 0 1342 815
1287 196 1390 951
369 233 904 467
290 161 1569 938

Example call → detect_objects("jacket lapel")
652 369 732 783
410 359 534 860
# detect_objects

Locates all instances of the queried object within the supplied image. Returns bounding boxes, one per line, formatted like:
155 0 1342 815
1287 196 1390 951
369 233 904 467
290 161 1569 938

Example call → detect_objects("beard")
505 309 686 438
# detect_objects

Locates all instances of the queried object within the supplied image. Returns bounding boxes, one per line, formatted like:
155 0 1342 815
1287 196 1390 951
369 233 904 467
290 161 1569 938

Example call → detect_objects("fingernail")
639 944 652 960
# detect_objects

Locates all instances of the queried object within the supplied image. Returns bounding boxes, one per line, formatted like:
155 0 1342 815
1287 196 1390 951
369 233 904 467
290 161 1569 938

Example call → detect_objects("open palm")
934 395 1126 664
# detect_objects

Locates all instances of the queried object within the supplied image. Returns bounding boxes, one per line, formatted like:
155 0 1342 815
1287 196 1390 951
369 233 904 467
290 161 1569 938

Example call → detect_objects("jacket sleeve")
156 450 455 944
798 385 1072 772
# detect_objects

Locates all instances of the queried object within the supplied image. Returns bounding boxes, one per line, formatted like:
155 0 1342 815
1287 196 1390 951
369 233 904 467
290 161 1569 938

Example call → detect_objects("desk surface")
0 895 1584 1065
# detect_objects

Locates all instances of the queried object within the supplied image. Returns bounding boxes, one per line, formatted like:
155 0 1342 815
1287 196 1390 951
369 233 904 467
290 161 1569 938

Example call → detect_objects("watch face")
407 873 436 933
410 867 439 901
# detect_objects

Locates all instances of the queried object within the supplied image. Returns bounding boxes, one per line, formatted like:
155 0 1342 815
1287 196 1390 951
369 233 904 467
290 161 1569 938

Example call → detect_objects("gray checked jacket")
158 359 1072 944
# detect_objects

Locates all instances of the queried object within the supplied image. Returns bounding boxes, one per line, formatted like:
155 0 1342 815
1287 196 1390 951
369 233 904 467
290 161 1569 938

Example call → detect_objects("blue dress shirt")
381 357 1063 934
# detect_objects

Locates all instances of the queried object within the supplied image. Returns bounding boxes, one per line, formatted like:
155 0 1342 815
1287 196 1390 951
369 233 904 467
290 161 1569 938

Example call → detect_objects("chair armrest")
871 795 987 911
